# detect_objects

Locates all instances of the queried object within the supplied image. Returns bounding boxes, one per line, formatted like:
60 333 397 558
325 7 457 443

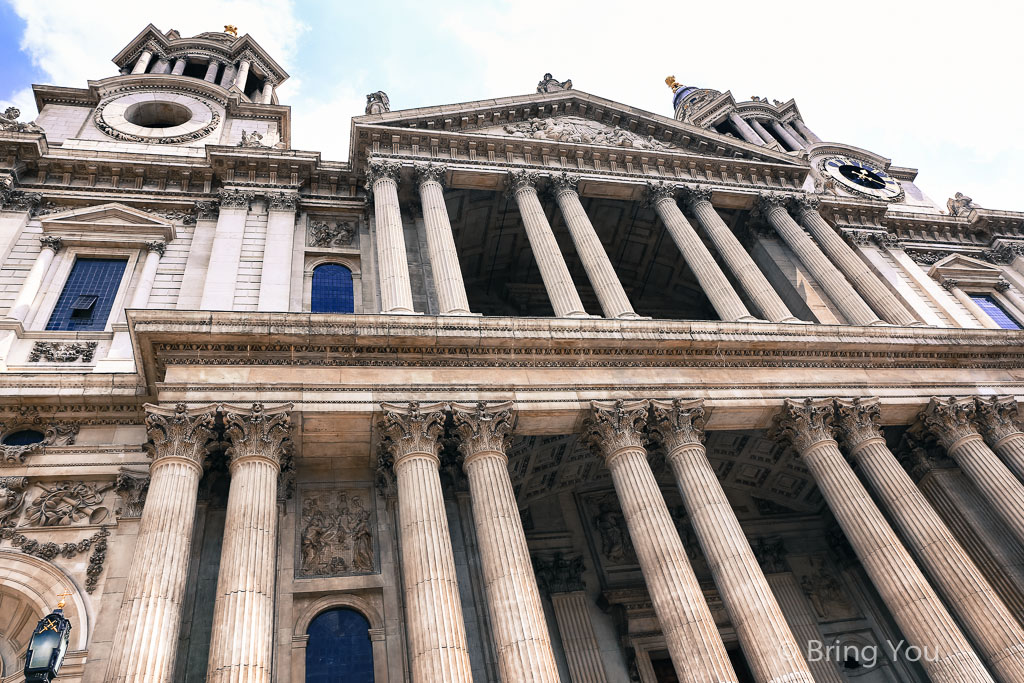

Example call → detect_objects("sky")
0 0 1019 211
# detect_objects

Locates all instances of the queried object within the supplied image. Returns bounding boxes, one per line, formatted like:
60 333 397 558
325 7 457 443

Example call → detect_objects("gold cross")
56 590 72 609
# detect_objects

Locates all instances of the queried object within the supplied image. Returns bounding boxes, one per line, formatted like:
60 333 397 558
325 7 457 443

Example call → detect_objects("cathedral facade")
2 23 1024 683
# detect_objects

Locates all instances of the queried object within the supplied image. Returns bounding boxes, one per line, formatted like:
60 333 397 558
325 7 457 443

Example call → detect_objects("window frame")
966 290 1024 329
303 256 361 314
28 246 139 333
293 594 386 683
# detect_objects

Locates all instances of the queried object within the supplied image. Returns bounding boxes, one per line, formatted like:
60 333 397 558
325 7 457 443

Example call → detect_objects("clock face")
819 155 904 202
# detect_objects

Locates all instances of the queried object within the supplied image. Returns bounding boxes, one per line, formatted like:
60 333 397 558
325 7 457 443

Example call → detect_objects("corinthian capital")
974 396 1024 446
266 192 298 211
39 235 62 252
919 397 980 451
450 401 515 460
413 163 447 187
833 398 884 451
378 401 447 464
365 158 402 190
679 184 712 209
756 192 790 215
771 398 836 454
507 169 541 194
549 171 580 195
217 188 255 209
584 399 649 459
644 180 677 206
649 398 706 452
791 194 820 218
220 402 293 468
143 403 217 470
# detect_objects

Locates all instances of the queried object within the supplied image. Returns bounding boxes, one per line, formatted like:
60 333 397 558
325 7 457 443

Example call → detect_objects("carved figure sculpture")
947 191 979 216
503 116 669 151
537 73 572 93
365 91 390 115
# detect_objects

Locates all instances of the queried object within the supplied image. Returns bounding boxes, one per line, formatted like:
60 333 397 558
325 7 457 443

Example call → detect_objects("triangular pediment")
40 203 176 245
931 254 1002 272
41 203 174 228
356 89 803 166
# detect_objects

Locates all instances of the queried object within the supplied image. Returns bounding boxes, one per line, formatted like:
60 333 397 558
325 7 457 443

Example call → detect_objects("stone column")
769 120 803 150
132 49 153 74
551 173 639 319
759 193 883 326
234 58 251 90
257 193 297 311
648 182 755 322
533 554 609 683
414 164 472 315
205 403 292 683
584 400 738 682
749 119 778 146
774 399 994 683
378 402 473 683
507 170 588 318
451 402 559 682
219 63 236 89
8 236 61 322
200 189 254 310
728 112 764 146
171 58 187 75
791 119 821 144
682 187 796 322
792 197 918 325
106 404 216 683
367 159 416 314
128 241 165 309
976 396 1024 483
922 397 1024 548
783 122 809 147
204 60 220 82
835 398 1024 681
261 80 274 104
942 279 1001 328
651 399 813 683
150 58 170 74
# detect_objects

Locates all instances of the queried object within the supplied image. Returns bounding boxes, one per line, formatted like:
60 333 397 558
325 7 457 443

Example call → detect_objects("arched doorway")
305 608 374 682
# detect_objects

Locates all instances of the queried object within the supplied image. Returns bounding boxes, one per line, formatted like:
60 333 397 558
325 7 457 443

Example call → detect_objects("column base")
382 309 423 315
616 312 652 320
779 316 812 324
439 310 483 317
867 319 890 326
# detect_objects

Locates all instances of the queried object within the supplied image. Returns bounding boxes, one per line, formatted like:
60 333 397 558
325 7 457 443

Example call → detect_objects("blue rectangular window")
970 294 1021 330
46 257 127 331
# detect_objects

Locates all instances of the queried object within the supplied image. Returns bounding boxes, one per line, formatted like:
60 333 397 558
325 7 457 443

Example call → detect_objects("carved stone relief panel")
307 216 358 249
296 484 377 578
788 554 861 622
22 480 114 527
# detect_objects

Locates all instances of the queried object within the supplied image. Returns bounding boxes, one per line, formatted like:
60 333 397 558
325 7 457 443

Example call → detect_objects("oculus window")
311 264 354 313
46 258 127 331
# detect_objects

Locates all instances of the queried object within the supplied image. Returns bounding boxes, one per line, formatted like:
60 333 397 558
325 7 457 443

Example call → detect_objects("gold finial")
224 25 238 36
56 590 72 609
665 75 682 93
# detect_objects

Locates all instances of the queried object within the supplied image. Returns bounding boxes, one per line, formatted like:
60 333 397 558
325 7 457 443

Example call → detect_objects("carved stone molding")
751 536 789 574
217 188 255 209
0 477 28 527
506 169 541 194
0 189 42 213
28 341 97 364
0 526 109 592
644 180 677 206
39 235 63 252
502 115 668 151
114 467 149 518
23 480 113 527
413 163 447 187
266 192 298 211
144 403 217 470
450 401 515 460
533 552 586 595
649 398 706 452
974 396 1024 446
308 218 355 247
583 399 649 458
377 401 447 465
549 171 580 195
833 397 884 451
365 158 402 191
906 249 949 266
987 242 1024 265
679 184 713 209
0 411 79 465
920 396 980 451
195 200 219 221
771 398 836 454
221 402 293 469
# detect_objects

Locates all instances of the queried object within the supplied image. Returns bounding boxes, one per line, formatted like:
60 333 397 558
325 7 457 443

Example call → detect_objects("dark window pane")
971 295 1021 330
311 264 354 313
46 258 127 331
2 429 45 445
305 608 374 683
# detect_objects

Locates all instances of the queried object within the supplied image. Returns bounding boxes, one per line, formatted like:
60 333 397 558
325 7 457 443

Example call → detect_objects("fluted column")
105 404 216 683
533 554 608 683
835 398 1024 682
507 171 588 318
551 173 640 319
791 119 821 144
8 236 61 322
367 159 416 313
727 112 765 146
128 241 165 309
379 402 472 682
234 58 251 90
976 396 1024 484
922 397 1024 547
758 194 883 326
219 63 236 89
206 403 292 683
792 197 918 325
648 182 754 322
261 80 274 104
132 49 153 74
452 402 559 682
774 399 994 683
585 400 737 683
415 164 472 315
681 187 796 322
783 122 809 147
651 399 812 683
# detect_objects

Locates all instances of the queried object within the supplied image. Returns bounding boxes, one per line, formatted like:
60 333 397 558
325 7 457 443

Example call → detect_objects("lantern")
24 593 72 682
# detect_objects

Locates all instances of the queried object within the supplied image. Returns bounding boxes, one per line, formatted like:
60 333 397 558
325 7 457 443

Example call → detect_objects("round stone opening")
124 101 192 128
2 429 45 446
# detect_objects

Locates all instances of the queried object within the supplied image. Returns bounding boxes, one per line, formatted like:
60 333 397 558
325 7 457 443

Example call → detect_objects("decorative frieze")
0 526 110 592
503 116 669 151
297 485 376 577
308 218 355 247
24 480 113 526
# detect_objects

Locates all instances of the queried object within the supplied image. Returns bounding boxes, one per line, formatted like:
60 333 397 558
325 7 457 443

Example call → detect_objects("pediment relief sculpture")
501 116 672 151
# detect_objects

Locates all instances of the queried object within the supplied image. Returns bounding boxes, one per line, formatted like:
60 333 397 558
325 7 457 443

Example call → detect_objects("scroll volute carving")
771 398 836 455
220 402 293 469
974 396 1024 445
144 403 217 470
919 397 979 451
649 398 706 453
450 401 515 459
377 401 447 464
583 400 650 459
833 397 884 450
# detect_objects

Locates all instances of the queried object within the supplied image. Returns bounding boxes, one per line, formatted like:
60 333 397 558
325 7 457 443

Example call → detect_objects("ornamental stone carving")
24 480 113 527
144 403 217 469
941 278 959 292
114 468 150 518
974 396 1024 445
217 188 255 209
0 411 78 465
365 91 390 114
145 240 166 256
751 536 788 574
377 401 447 462
450 402 515 458
799 556 856 619
946 192 979 217
267 192 298 211
221 403 293 468
503 116 669 150
995 278 1011 292
0 477 28 527
907 249 948 265
757 192 790 214
533 552 586 595
771 398 836 454
0 106 43 133
679 185 713 208
833 398 884 450
549 171 580 195
413 163 447 186
536 73 572 93
842 230 874 247
297 486 376 577
0 526 110 592
237 130 268 148
987 242 1024 264
0 189 42 213
507 169 541 194
644 180 677 206
919 397 979 451
27 341 97 364
364 158 402 191
873 232 903 249
649 398 706 451
39 235 63 252
308 219 356 247
791 195 821 217
195 200 219 220
583 399 649 457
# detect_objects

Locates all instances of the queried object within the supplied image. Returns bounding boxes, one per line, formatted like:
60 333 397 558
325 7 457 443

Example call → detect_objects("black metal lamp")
24 591 72 682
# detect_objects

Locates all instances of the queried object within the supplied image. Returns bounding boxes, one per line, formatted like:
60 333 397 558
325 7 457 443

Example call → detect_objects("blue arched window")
305 608 374 683
311 264 354 313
